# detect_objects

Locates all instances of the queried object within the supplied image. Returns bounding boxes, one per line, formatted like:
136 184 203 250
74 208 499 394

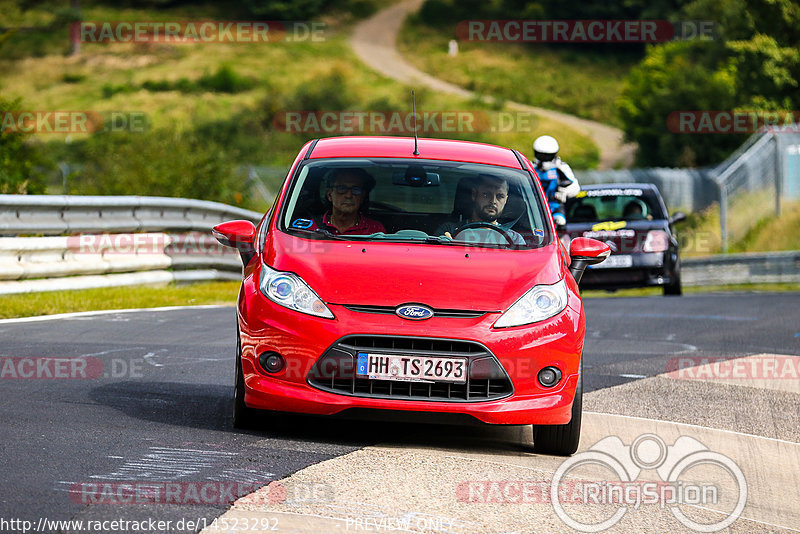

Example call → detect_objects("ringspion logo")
551 434 747 532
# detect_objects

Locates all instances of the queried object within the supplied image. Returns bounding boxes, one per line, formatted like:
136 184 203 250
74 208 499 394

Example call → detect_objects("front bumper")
238 280 586 426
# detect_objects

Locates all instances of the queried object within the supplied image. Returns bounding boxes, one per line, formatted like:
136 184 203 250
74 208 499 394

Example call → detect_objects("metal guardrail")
579 127 800 254
0 195 796 294
682 250 800 286
0 195 262 294
0 194 261 236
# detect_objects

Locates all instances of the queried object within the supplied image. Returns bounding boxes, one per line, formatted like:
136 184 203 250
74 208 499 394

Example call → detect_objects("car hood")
263 232 563 311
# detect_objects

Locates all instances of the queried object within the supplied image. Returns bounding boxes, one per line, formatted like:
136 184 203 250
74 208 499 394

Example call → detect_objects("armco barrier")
0 195 261 295
0 194 260 235
0 195 797 294
682 250 800 286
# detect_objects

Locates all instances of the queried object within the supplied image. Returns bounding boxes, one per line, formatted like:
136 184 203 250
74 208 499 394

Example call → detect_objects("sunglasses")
332 185 364 195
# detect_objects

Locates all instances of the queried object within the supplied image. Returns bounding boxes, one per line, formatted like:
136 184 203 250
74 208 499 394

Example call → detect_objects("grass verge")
0 281 239 320
1 280 796 320
398 18 640 129
2 2 601 196
676 197 800 257
582 283 800 298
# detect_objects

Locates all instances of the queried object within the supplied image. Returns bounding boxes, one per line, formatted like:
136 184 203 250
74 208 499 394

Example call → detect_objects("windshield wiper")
291 228 347 240
363 232 457 245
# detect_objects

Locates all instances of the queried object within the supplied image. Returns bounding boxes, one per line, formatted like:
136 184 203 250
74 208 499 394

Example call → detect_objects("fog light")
258 352 285 374
538 366 562 387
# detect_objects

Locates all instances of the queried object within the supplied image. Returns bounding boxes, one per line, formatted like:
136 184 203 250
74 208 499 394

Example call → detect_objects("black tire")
233 333 258 429
664 265 682 296
532 360 582 456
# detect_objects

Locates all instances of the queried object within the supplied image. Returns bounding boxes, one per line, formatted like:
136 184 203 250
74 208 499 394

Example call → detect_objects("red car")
213 136 608 455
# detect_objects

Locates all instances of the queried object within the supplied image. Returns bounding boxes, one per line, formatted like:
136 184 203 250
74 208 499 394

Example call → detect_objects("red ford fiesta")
213 136 608 455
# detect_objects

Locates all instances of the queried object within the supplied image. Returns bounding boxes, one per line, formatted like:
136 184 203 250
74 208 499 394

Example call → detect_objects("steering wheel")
452 221 516 246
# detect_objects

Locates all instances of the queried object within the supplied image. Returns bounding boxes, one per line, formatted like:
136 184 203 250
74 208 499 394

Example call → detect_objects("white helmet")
533 135 559 163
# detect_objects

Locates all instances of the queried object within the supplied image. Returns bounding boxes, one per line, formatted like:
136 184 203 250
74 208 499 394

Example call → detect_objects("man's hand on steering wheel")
452 221 516 246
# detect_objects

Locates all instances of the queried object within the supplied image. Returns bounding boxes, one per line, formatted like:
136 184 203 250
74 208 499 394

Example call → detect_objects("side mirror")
212 220 256 266
670 211 687 225
569 237 610 284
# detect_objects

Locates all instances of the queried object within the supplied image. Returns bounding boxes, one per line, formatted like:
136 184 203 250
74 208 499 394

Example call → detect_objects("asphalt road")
0 293 797 533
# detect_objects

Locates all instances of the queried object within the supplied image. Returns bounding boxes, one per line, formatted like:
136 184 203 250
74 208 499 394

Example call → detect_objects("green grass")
1 279 795 320
398 18 640 129
0 281 239 319
582 282 800 298
1 3 600 177
675 196 800 257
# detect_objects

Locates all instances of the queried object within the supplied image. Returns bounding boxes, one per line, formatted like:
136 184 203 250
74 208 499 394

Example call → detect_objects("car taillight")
643 230 669 252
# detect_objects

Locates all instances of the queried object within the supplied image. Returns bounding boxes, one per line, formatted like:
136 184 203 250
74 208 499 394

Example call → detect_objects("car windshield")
566 187 667 222
278 158 551 249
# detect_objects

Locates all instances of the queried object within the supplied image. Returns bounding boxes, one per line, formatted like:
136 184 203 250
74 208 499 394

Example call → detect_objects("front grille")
308 335 513 402
344 305 489 319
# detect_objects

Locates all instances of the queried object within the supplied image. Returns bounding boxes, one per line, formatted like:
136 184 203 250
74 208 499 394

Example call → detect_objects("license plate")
356 353 467 383
592 254 633 269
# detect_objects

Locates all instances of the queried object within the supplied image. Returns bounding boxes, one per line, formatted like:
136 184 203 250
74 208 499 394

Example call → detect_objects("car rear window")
566 187 667 222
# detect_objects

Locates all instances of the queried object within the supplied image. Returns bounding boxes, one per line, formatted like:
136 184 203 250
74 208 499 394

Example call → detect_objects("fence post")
719 184 728 254
774 133 783 217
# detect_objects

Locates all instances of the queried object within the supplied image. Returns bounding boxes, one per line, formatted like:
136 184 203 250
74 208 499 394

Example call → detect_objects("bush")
196 65 256 93
101 82 137 99
618 0 800 167
66 128 251 207
0 97 47 194
618 41 745 167
140 66 256 94
288 63 360 112
62 73 86 84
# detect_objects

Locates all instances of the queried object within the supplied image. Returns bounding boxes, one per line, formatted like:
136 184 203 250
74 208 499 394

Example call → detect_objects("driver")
308 168 385 235
437 174 525 245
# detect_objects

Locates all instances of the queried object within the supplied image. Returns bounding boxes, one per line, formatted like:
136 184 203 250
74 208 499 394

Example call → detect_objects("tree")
618 0 800 166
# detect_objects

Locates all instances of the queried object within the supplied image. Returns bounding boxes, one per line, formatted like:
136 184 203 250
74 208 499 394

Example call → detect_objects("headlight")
493 279 568 328
259 263 334 319
643 230 670 252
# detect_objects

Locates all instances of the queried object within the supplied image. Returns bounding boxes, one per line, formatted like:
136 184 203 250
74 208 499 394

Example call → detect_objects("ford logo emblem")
395 304 434 320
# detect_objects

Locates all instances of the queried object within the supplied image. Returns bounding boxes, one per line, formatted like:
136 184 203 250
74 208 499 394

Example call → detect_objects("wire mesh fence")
710 130 800 252
578 127 800 253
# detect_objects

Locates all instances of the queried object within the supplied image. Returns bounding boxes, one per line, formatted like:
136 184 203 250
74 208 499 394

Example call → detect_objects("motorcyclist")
532 135 580 228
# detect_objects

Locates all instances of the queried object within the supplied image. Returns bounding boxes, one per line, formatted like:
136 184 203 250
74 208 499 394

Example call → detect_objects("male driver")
310 168 385 235
437 174 525 245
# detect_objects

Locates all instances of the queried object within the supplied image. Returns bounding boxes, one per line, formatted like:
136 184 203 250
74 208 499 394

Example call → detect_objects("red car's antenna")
412 90 419 156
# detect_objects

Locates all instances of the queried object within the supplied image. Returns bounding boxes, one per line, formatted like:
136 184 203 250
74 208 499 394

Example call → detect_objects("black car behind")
565 183 686 295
